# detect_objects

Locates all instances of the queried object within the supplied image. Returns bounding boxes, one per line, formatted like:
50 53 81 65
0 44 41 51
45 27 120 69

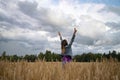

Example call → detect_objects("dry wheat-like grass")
0 61 120 80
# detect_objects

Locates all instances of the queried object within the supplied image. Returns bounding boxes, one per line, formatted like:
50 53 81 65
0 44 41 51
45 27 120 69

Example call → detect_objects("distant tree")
73 55 81 62
18 56 24 61
103 53 106 58
51 52 61 61
44 50 52 61
51 52 56 61
80 53 86 62
1 51 6 60
24 54 37 62
109 51 112 54
24 55 29 61
38 52 44 61
10 55 18 62
74 52 103 62
55 54 61 61
30 55 37 62
117 52 120 61
96 53 102 62
111 50 117 58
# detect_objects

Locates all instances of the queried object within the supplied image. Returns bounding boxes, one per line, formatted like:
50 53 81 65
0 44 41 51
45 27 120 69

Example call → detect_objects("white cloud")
78 17 108 38
0 27 48 41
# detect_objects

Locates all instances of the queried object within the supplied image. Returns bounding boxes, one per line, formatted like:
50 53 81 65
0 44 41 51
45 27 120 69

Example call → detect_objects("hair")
61 39 68 54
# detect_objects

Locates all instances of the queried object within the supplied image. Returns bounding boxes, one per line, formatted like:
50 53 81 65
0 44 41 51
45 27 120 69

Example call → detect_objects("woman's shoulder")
65 44 72 48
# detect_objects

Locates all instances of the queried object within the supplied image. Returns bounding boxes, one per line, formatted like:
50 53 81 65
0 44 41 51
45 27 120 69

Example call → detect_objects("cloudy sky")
0 0 120 55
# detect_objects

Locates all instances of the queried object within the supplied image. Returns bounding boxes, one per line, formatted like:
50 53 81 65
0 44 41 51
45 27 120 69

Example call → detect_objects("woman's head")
61 39 68 54
61 39 68 47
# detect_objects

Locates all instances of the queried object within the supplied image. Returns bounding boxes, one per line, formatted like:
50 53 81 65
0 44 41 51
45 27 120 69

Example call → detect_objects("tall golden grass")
0 60 120 80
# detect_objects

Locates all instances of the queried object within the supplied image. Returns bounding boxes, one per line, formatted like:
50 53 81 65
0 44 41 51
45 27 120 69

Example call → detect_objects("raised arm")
58 32 62 41
69 28 77 46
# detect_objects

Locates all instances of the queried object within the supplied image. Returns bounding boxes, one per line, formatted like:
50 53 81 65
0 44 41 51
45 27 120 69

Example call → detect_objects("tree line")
0 50 120 62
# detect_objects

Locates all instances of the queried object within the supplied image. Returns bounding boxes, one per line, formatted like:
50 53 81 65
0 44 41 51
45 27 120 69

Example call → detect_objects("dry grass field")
0 61 120 80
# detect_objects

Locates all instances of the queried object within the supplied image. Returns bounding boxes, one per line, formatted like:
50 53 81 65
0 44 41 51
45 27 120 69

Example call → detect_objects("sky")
0 0 120 55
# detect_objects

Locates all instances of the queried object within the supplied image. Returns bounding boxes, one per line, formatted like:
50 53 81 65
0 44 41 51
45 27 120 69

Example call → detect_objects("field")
0 61 120 80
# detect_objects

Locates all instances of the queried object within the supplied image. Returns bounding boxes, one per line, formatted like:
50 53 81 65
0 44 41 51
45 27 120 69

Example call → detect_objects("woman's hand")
74 28 77 34
58 32 61 36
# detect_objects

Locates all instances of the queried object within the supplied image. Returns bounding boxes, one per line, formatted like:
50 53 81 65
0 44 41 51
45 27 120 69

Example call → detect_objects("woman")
58 28 77 67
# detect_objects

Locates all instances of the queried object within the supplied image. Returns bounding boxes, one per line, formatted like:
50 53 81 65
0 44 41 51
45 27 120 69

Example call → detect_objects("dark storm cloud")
0 2 36 30
18 1 72 32
18 1 54 29
75 34 95 45
18 1 38 17
105 22 120 45
0 12 19 27
109 31 120 45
